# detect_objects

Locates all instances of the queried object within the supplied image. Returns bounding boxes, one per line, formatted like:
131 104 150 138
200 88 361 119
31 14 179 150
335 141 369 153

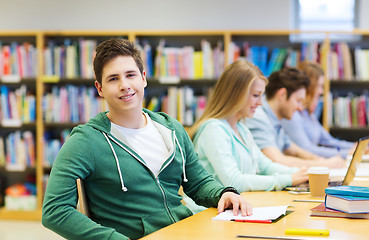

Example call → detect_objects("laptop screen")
342 136 369 185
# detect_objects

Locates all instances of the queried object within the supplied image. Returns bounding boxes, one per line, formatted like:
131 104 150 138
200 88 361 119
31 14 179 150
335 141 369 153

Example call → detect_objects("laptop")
286 135 369 192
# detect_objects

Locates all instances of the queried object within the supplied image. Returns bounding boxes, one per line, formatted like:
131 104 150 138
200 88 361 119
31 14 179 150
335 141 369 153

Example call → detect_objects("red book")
2 45 10 75
310 203 369 219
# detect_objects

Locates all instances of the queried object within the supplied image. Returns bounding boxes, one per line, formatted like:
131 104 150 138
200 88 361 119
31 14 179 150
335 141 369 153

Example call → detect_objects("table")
141 179 369 240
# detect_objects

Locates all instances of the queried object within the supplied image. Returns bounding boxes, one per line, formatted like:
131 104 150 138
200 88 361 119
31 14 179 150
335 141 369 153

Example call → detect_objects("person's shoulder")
247 107 271 128
144 108 184 131
194 119 231 141
199 119 231 133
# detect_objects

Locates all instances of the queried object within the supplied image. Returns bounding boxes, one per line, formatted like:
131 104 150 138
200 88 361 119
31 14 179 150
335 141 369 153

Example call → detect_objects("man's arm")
285 142 321 159
262 145 345 168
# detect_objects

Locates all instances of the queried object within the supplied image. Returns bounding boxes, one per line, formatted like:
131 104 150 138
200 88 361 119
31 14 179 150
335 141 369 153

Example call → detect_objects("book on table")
310 203 369 219
325 194 369 214
325 186 369 198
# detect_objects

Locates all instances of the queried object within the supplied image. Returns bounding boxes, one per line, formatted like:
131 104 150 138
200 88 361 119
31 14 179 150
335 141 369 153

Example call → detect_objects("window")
291 0 359 42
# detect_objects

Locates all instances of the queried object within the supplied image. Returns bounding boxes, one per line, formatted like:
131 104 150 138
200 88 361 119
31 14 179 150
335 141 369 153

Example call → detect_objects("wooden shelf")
44 122 82 128
0 208 42 220
330 127 369 141
330 80 369 88
147 78 217 87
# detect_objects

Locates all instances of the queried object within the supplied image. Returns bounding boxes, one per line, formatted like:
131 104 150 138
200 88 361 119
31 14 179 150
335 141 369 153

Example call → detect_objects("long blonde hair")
188 60 268 139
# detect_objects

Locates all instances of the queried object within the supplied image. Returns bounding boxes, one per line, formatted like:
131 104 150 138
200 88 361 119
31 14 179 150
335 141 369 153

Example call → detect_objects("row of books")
0 85 36 125
0 131 36 171
329 92 369 128
43 129 70 167
43 39 97 79
43 85 108 123
0 129 72 171
310 186 369 219
326 42 369 81
42 38 225 81
0 42 38 80
227 41 323 76
149 39 224 80
145 86 208 126
327 42 353 81
5 39 369 82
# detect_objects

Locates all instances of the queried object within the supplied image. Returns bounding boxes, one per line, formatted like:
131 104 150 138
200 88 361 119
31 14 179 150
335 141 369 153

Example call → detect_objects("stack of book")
310 186 369 219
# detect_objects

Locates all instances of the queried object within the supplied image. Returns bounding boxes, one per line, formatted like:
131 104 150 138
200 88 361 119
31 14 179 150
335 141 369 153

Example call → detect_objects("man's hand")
217 192 252 217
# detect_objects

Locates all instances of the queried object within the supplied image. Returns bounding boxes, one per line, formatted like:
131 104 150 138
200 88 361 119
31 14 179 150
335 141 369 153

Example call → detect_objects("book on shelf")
1 42 37 79
325 186 369 198
151 39 222 80
310 203 369 219
43 85 107 123
331 93 369 128
0 137 5 167
325 194 369 214
354 48 369 81
0 85 36 124
4 130 36 171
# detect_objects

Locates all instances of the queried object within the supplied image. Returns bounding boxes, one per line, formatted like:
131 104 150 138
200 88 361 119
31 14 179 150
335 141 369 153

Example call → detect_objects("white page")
330 163 369 177
213 205 289 221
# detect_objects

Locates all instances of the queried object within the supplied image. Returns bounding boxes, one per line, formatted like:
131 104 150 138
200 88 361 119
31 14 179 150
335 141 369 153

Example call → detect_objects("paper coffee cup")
308 167 329 197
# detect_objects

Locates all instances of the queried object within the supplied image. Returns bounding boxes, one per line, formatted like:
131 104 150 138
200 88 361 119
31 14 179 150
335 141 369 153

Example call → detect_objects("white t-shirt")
110 113 170 176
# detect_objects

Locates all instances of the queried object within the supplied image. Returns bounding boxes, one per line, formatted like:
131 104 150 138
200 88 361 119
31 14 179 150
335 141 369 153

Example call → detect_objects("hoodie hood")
83 109 176 134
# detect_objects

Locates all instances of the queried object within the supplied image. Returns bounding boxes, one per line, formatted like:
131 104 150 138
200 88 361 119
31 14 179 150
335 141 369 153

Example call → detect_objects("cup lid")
307 166 330 174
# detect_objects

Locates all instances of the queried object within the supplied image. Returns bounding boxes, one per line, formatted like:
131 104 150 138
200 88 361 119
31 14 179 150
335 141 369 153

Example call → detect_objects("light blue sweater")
281 110 354 158
193 119 298 192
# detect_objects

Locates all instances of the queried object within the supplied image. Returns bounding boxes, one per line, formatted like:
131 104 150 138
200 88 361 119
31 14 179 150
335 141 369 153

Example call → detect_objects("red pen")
231 219 272 223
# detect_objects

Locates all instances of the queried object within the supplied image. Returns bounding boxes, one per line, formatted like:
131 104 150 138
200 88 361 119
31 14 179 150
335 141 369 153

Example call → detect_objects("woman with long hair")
188 60 308 194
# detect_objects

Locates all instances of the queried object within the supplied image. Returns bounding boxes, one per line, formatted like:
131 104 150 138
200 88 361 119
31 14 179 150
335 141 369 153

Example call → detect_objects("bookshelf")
0 29 367 220
0 31 39 220
324 30 369 141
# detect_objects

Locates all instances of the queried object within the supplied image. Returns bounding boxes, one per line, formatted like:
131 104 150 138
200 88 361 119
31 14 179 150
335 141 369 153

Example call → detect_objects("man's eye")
127 74 135 78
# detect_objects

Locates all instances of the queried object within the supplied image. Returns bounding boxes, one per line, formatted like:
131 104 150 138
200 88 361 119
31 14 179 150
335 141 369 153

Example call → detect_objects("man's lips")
119 92 136 101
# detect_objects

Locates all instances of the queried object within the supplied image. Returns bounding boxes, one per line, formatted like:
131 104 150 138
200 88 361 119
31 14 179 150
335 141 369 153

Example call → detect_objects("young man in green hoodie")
42 38 252 240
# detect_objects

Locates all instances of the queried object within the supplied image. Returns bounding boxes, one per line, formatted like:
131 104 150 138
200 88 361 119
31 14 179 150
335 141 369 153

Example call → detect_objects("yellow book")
193 51 203 79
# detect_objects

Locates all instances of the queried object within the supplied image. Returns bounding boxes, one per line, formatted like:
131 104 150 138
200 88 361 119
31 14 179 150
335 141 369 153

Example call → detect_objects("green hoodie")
42 109 225 240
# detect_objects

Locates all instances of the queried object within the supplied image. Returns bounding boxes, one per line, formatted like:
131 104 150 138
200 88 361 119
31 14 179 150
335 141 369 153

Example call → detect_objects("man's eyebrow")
105 73 119 79
125 70 138 74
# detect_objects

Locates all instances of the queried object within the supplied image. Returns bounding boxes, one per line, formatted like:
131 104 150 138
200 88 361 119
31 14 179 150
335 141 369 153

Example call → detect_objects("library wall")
0 0 291 30
359 0 369 29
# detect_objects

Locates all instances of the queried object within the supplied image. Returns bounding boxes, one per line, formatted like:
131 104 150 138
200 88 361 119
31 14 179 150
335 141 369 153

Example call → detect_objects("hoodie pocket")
140 205 193 236
141 211 172 236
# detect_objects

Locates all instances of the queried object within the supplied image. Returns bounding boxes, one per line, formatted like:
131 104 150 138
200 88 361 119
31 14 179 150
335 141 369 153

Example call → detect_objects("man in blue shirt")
246 67 344 168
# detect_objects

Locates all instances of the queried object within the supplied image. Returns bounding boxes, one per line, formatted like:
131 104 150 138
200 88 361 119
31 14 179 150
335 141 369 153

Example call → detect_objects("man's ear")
276 87 287 100
142 70 147 88
95 80 103 97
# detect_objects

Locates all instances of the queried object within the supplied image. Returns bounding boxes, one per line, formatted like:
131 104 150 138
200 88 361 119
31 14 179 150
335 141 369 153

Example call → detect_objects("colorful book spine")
43 85 108 123
3 130 35 170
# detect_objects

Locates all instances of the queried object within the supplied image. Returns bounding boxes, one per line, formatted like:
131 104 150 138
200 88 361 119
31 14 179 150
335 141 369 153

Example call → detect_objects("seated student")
281 61 355 158
245 67 345 168
42 38 252 240
187 60 309 193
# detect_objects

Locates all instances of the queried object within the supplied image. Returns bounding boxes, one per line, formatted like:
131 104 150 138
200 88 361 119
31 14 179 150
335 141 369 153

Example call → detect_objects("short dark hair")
93 38 144 84
265 67 310 100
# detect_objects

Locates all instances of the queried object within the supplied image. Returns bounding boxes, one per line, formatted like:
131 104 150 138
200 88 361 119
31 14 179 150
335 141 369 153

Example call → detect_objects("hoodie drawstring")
102 132 128 192
174 134 188 183
102 130 188 190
